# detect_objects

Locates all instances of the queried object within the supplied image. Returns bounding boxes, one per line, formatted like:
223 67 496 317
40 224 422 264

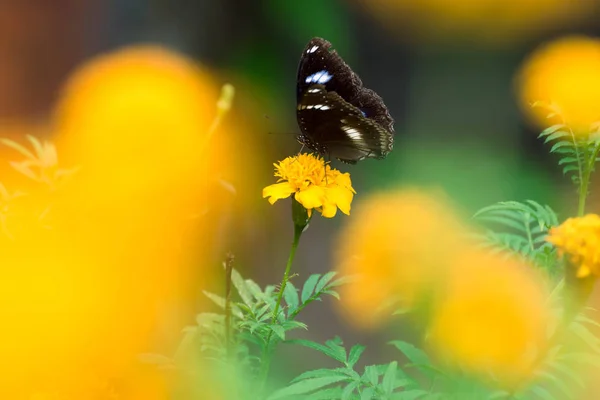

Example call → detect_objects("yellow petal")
295 185 326 210
262 182 295 204
321 201 338 218
326 186 354 215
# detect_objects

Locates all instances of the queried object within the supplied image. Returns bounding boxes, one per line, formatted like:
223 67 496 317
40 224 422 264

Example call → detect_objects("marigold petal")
326 186 354 215
262 182 295 204
295 185 325 210
321 201 338 218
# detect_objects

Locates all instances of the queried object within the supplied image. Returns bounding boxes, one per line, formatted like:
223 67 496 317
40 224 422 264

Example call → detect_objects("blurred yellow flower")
547 214 600 278
0 45 233 398
355 0 592 45
427 250 551 387
334 188 469 329
518 36 600 133
263 153 355 218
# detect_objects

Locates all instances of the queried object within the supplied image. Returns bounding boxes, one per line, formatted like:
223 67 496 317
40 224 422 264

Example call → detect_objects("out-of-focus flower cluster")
518 36 600 133
0 45 238 399
354 0 594 46
263 153 355 218
334 188 553 386
547 214 600 278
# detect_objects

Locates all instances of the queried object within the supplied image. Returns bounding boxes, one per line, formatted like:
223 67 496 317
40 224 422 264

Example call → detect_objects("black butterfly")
296 37 394 164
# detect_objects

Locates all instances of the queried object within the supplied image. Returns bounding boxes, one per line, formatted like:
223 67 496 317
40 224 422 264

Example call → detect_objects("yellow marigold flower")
427 250 552 387
547 214 600 278
262 153 355 218
334 188 469 329
518 36 600 133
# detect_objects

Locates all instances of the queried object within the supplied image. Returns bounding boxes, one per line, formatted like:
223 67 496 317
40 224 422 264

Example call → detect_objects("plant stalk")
257 222 303 394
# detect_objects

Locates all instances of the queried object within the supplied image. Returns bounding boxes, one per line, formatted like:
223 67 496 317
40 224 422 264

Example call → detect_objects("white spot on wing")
342 126 363 141
307 45 319 53
305 70 333 85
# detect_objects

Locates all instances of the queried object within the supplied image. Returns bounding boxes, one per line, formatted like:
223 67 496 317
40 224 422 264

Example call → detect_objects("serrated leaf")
290 368 352 383
245 279 264 300
347 344 366 368
284 281 299 317
267 376 350 400
558 156 579 166
315 271 337 294
285 339 347 363
550 141 573 153
365 365 380 386
539 124 566 138
341 381 358 400
389 341 431 367
270 325 286 341
544 130 570 142
302 274 322 303
382 361 397 395
231 268 253 306
361 387 375 400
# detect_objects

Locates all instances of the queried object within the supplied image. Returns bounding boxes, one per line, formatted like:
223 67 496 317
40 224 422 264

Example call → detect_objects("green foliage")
473 200 559 272
271 338 418 399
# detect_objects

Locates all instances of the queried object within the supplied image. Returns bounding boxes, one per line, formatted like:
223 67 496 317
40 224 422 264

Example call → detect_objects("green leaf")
558 156 579 166
302 274 322 303
389 341 431 367
308 387 345 400
245 279 264 300
365 365 380 386
570 321 600 352
315 271 337 294
535 370 574 399
284 281 299 317
538 124 566 138
544 130 570 142
361 387 375 400
202 291 226 309
382 361 398 395
285 339 347 363
347 344 366 368
341 381 358 400
392 390 428 400
528 386 555 400
547 360 585 388
267 376 350 400
290 368 353 384
231 268 253 306
270 325 286 341
326 337 347 363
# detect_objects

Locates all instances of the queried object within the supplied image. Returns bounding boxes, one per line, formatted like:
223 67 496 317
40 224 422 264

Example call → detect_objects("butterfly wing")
297 84 393 163
296 37 395 162
297 37 394 134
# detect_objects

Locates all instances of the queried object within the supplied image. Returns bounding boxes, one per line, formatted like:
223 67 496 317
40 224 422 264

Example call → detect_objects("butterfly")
296 37 395 164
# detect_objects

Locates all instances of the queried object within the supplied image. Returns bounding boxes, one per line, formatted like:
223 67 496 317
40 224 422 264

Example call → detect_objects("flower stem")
257 222 303 394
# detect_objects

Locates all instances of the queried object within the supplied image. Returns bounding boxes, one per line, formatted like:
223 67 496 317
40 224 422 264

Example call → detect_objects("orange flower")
518 36 600 133
547 214 600 278
263 153 355 218
334 188 469 329
427 250 552 387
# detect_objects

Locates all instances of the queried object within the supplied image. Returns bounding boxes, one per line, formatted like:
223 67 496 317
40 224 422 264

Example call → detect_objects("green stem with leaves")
258 206 306 394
